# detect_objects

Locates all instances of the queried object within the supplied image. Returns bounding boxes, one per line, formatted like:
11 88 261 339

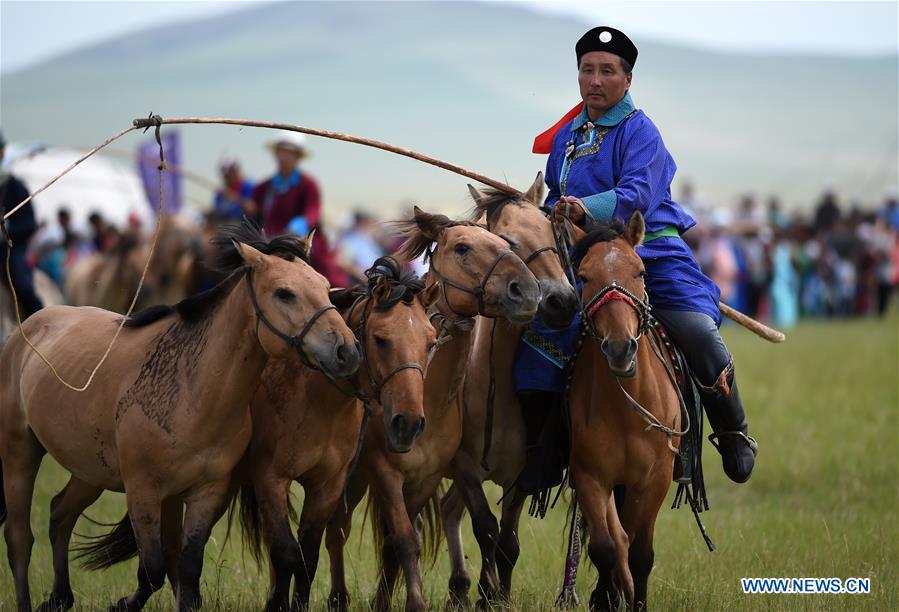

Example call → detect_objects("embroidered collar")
271 169 302 195
570 92 635 132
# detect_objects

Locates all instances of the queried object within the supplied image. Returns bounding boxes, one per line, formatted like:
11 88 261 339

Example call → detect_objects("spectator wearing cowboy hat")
250 131 349 286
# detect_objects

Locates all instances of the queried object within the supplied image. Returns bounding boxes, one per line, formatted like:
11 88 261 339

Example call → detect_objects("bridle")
426 243 514 318
581 280 652 341
246 268 338 370
346 295 427 404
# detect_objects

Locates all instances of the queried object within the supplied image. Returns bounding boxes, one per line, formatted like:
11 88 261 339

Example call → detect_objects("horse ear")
419 281 441 309
232 240 266 267
523 172 545 206
303 228 316 258
413 206 450 241
372 274 392 303
468 184 487 207
625 211 645 247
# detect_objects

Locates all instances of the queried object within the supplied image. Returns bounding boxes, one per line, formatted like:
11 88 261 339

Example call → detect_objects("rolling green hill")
2 1 896 220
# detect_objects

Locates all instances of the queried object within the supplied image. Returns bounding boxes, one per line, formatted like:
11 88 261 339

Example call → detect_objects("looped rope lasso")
2 115 167 392
2 113 784 392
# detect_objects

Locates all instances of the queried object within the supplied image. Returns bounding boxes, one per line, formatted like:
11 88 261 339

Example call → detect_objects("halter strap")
581 280 651 340
427 245 514 318
522 244 559 266
246 268 338 369
354 295 427 404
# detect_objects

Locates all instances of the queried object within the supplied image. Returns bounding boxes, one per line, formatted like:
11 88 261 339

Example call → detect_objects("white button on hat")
599 30 612 43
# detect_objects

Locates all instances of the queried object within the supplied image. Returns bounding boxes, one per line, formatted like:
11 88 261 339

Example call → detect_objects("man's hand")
553 195 587 224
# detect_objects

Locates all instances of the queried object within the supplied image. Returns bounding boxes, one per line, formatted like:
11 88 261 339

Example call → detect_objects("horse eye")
274 288 296 302
454 243 470 255
374 335 388 348
578 273 589 283
637 270 647 279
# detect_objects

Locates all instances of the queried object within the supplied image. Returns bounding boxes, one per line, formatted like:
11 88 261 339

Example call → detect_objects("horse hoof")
445 595 470 611
36 593 75 612
107 598 135 612
327 591 350 612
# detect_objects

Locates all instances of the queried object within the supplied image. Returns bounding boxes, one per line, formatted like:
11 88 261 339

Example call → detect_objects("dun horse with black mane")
0 219 359 612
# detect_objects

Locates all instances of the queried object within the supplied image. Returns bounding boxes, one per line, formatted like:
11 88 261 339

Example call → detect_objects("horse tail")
366 482 445 571
225 483 300 563
0 459 6 526
229 484 263 562
421 481 446 567
71 513 138 570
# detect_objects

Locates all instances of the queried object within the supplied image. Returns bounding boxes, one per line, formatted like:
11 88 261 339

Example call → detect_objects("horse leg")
2 432 45 612
496 487 527 601
371 469 425 612
575 475 620 612
255 478 296 612
292 480 343 611
161 498 184 597
110 490 167 611
453 473 501 608
37 476 102 612
175 481 231 612
607 492 633 608
325 473 366 612
440 482 471 608
619 479 668 612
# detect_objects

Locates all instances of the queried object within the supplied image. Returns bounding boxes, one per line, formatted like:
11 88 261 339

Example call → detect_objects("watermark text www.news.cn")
741 577 871 594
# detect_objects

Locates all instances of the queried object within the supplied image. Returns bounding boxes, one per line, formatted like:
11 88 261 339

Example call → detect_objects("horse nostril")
336 342 349 365
508 281 523 301
546 294 562 311
600 339 610 355
629 338 638 354
417 417 426 435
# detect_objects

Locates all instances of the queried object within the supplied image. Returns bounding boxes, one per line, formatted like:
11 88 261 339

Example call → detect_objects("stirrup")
708 431 758 456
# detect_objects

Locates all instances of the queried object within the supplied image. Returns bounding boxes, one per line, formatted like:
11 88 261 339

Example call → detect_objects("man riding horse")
516 26 757 492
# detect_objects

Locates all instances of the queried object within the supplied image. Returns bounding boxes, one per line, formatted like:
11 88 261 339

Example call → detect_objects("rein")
245 268 338 370
580 279 687 453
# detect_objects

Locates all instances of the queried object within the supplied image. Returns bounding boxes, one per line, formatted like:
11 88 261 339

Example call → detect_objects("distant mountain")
2 1 896 220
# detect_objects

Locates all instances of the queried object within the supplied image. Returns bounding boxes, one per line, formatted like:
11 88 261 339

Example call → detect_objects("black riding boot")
698 363 757 483
515 390 566 494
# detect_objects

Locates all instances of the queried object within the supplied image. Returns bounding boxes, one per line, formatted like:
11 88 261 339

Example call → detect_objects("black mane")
124 218 312 329
329 256 425 313
571 219 627 269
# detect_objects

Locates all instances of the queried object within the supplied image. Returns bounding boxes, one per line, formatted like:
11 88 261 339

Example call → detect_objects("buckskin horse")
568 211 684 611
231 256 441 611
0 219 359 612
325 207 540 612
69 256 441 612
441 172 580 607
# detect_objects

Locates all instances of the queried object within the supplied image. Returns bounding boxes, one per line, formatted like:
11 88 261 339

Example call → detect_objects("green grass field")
1 315 896 611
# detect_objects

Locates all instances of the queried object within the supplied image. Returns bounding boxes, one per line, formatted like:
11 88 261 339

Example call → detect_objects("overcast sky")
1 0 897 74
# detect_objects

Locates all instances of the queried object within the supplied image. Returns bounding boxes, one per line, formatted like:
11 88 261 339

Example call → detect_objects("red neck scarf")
532 101 585 154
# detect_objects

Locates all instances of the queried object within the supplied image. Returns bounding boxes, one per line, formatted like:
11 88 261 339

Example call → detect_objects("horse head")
214 221 360 379
394 206 540 325
342 257 440 452
468 172 579 329
573 211 649 378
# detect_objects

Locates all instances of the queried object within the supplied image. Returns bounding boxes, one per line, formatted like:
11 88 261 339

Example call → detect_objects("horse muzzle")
310 335 361 379
384 404 426 453
601 337 638 378
538 280 579 329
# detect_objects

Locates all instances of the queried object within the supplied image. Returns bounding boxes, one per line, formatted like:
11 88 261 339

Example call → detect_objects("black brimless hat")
576 26 638 68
